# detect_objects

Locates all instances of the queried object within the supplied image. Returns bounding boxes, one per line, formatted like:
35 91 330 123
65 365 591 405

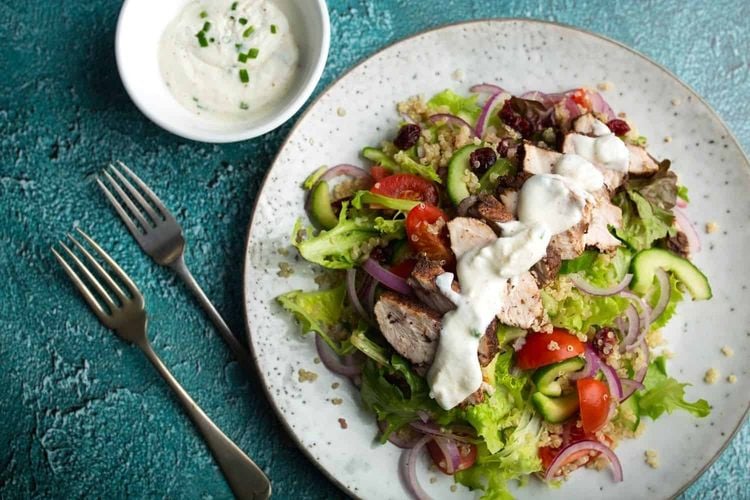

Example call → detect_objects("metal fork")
52 229 271 499
95 161 249 368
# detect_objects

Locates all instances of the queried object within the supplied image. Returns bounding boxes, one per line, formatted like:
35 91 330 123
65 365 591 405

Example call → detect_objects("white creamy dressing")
159 0 299 123
427 139 625 409
567 125 630 172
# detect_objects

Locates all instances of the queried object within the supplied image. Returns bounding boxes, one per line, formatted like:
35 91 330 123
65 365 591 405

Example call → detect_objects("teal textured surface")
0 1 747 498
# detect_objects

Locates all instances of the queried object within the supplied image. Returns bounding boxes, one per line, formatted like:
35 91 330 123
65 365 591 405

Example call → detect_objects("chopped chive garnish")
248 47 259 59
196 32 208 47
239 68 249 83
239 102 249 110
202 21 211 32
238 53 248 63
238 17 247 25
199 10 208 19
242 26 254 37
270 24 277 34
231 1 238 10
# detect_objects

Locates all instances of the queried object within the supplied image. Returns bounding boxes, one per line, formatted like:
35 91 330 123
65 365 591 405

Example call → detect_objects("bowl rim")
241 17 750 500
114 0 331 143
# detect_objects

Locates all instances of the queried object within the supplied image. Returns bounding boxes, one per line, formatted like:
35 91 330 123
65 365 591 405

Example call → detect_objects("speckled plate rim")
241 18 750 499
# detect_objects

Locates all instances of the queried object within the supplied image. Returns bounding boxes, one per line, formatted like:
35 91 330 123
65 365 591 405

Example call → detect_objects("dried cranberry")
496 138 510 158
499 101 532 138
468 147 497 175
592 328 618 358
393 123 421 150
606 119 630 136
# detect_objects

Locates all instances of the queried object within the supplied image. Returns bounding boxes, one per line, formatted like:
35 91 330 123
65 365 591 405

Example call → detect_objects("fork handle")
170 256 251 369
138 340 271 499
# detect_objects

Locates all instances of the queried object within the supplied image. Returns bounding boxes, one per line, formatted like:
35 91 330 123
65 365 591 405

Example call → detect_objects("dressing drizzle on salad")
428 151 610 409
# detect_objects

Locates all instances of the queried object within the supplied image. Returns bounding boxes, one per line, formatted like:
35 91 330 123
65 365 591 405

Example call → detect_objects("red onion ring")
673 206 701 253
362 258 412 295
620 378 644 401
379 420 422 449
676 198 688 208
620 304 641 348
432 436 460 474
416 410 430 424
650 268 672 323
569 345 601 381
469 83 506 94
456 195 478 216
428 113 477 137
410 421 476 444
320 164 373 183
571 273 633 296
519 90 567 107
401 435 433 500
314 334 362 377
544 440 623 483
631 341 650 386
475 91 506 138
619 291 652 351
346 269 371 321
600 361 624 400
588 91 616 121
562 95 583 122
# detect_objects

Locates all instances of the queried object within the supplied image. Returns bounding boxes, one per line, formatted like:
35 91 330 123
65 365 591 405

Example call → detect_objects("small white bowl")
115 0 330 143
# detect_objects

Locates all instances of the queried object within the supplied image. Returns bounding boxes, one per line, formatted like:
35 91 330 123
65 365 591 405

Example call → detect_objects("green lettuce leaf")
638 356 711 419
292 202 405 269
276 283 354 354
676 185 689 202
351 190 420 212
428 89 482 123
393 151 442 183
456 412 542 500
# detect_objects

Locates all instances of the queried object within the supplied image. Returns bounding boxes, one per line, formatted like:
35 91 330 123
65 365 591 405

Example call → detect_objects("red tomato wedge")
371 173 439 206
515 329 585 370
570 88 591 109
426 439 477 475
405 203 453 264
577 378 610 434
370 165 391 182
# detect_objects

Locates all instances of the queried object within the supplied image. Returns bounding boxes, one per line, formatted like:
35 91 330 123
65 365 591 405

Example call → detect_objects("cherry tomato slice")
370 166 391 182
515 329 585 370
577 378 611 434
371 173 439 206
426 439 478 475
570 88 591 110
405 203 453 264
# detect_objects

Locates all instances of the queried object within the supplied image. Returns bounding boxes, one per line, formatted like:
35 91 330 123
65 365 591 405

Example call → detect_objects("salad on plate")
277 83 712 499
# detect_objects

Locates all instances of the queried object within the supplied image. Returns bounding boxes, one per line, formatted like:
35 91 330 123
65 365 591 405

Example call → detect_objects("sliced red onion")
562 95 583 121
673 206 701 253
544 440 623 483
379 420 422 449
620 378 644 401
416 410 430 424
519 90 567 107
676 198 688 208
320 164 373 183
620 304 641 348
401 435 433 500
571 273 633 296
456 195 478 216
365 279 378 314
589 91 616 121
432 436 460 474
428 113 476 137
619 290 652 350
569 345 600 381
363 258 412 295
315 334 362 377
346 268 370 321
631 341 650 386
606 400 618 423
600 362 623 400
410 421 476 444
469 83 506 94
650 268 671 323
475 91 507 138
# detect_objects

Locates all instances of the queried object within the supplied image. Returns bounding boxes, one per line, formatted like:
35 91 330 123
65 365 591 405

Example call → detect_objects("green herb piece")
242 26 254 37
238 52 248 63
202 21 211 32
239 102 249 110
199 10 208 18
238 17 247 25
239 68 249 83
231 1 238 10
248 47 259 59
196 32 208 47
270 24 278 34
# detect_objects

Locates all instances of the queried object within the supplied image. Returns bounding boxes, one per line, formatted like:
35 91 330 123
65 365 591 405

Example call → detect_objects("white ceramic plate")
243 20 749 499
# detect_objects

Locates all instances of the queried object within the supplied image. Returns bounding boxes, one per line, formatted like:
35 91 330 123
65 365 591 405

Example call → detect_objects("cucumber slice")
446 144 480 206
362 147 398 170
630 248 711 300
531 357 586 397
478 158 514 193
308 181 338 230
531 392 579 423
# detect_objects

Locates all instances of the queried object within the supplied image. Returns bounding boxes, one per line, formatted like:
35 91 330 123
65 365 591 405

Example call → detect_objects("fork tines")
96 161 170 237
51 228 141 321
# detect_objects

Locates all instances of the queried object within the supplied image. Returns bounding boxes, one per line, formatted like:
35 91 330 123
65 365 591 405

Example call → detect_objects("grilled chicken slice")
496 272 550 332
626 144 659 175
472 194 514 223
447 217 497 259
521 143 561 175
583 190 622 252
408 258 458 314
531 246 562 287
